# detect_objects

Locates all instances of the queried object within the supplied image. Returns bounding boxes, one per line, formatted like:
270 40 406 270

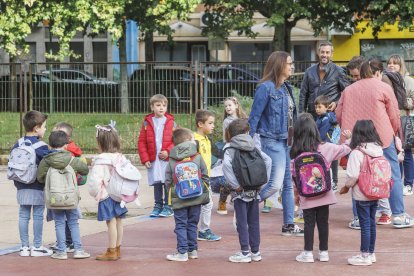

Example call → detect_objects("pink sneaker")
377 214 391 225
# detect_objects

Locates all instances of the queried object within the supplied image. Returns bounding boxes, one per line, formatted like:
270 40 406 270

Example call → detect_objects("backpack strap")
32 141 47 149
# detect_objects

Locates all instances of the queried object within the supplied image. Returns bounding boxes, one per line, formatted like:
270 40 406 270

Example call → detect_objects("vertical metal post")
48 27 54 113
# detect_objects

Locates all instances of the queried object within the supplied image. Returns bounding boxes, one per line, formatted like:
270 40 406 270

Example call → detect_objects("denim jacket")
248 80 297 139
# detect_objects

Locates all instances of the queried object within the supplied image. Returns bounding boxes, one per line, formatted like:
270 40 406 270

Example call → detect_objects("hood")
44 150 73 170
358 142 383 158
144 112 174 123
229 134 255 150
170 141 198 160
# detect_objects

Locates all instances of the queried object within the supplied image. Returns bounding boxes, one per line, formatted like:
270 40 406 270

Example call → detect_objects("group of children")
9 92 396 266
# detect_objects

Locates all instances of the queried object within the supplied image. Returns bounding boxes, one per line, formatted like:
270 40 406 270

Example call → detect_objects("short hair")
360 58 383 79
96 125 121 153
347 56 365 70
195 109 215 128
53 122 73 137
172 128 193 145
225 119 250 141
48 130 69 148
150 94 168 106
318 41 333 51
23 110 48 132
314 95 331 107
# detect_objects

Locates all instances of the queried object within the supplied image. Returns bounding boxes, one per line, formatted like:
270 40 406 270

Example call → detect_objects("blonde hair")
223 97 247 119
387 54 408 76
150 94 168 106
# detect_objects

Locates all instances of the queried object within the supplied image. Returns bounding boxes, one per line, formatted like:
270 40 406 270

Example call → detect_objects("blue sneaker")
150 203 163 217
159 206 174 217
197 229 221 241
262 206 271 213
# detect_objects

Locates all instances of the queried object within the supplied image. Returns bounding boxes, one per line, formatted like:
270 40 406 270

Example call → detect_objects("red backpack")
357 149 393 200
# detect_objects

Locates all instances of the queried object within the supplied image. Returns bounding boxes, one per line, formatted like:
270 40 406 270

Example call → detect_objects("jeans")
401 148 414 187
383 139 404 216
356 200 377 253
19 205 45 248
174 205 201 254
154 182 168 206
303 205 329 251
260 137 294 224
65 222 73 245
52 209 82 252
210 176 231 203
234 199 260 253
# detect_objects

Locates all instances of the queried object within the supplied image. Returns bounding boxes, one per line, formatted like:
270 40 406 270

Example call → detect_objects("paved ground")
1 165 414 275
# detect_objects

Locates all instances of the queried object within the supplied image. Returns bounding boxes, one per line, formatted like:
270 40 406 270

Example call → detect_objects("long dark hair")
349 120 383 149
260 51 290 86
290 113 322 159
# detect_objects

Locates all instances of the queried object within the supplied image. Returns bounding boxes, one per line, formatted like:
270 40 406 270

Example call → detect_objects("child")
291 113 351 263
138 94 175 217
314 95 340 191
340 120 384 266
37 131 90 260
222 119 271 263
194 110 221 241
87 123 127 261
8 110 53 257
165 128 210 261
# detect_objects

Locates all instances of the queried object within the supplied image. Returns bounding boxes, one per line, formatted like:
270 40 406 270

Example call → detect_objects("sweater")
194 132 212 176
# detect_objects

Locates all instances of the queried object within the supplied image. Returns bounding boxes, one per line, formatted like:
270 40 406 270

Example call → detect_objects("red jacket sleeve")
67 141 83 157
138 122 150 164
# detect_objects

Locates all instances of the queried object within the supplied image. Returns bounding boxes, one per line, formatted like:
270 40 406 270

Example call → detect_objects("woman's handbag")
400 115 414 149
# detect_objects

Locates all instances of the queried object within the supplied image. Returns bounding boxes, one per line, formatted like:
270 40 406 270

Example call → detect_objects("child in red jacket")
138 94 176 217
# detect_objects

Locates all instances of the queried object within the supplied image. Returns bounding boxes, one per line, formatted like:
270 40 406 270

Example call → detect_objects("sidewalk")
1 166 414 275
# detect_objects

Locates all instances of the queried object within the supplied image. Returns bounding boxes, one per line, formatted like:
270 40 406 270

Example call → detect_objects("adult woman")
336 58 414 228
248 51 303 236
387 54 414 196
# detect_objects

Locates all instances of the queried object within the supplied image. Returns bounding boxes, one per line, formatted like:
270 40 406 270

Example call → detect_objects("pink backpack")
357 149 393 200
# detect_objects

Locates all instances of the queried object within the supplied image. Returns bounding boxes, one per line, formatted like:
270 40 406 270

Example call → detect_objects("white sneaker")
403 186 413 196
251 251 262 262
369 253 376 263
31 246 53 257
296 251 314 263
166 252 188 262
347 254 372 266
229 252 252 263
19 246 30 257
73 250 91 259
392 214 414 228
51 251 68 260
319 250 329 262
188 250 198 259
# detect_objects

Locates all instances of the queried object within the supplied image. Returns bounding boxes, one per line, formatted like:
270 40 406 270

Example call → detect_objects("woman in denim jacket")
248 51 302 236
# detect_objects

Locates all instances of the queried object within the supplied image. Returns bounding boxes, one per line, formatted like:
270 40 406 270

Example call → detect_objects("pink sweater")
336 78 400 148
291 142 351 210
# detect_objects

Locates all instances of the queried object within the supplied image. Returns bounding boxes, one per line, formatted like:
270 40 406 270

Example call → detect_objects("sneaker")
49 243 59 251
377 214 391 225
159 206 174 217
294 215 304 224
369 253 376 263
197 229 222 241
392 214 414 228
262 205 272 213
66 244 75 253
51 251 68 260
19 246 30 257
73 250 91 259
251 251 262 262
296 251 314 263
282 224 304 237
31 246 53 257
348 218 361 230
319 251 329 262
403 185 413 196
347 254 372 266
229 252 251 263
150 203 163 217
217 201 228 215
166 252 188 262
188 250 198 259
332 182 338 192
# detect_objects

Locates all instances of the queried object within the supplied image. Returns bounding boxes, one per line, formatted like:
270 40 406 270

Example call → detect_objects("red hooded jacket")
67 141 82 157
138 113 175 164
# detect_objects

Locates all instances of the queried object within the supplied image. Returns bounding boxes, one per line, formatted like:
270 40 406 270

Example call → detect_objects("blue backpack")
173 154 203 199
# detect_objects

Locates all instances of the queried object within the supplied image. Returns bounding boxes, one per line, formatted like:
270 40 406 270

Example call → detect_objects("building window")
93 42 108 78
155 42 187 61
229 43 272 62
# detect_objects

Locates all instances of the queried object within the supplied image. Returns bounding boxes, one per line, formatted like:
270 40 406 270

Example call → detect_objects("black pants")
331 160 338 184
303 205 329 251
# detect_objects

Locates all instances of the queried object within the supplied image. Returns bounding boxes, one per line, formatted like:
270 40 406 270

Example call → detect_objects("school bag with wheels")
7 138 47 184
357 149 393 200
45 157 79 210
292 152 331 197
173 154 204 199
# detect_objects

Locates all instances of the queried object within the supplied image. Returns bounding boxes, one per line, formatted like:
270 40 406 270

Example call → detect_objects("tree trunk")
144 32 154 62
144 32 155 98
272 24 286 52
119 29 130 113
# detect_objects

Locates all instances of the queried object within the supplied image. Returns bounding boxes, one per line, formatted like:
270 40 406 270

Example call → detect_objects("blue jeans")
383 139 404 216
52 209 82 252
174 205 201 254
356 200 377 253
234 199 260 253
260 137 294 225
19 205 45 248
401 148 414 187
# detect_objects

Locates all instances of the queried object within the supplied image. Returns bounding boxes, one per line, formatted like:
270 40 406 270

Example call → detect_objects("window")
230 43 272 62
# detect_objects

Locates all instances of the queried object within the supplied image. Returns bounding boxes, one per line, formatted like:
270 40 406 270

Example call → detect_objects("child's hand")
159 150 168 160
339 186 350 194
145 161 151 169
342 130 352 140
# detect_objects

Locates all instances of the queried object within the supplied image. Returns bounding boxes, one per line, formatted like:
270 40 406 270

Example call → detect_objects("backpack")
226 147 268 191
384 70 408 110
357 149 393 200
327 125 341 144
95 155 141 203
292 152 331 197
173 154 204 200
44 157 79 210
7 138 47 184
